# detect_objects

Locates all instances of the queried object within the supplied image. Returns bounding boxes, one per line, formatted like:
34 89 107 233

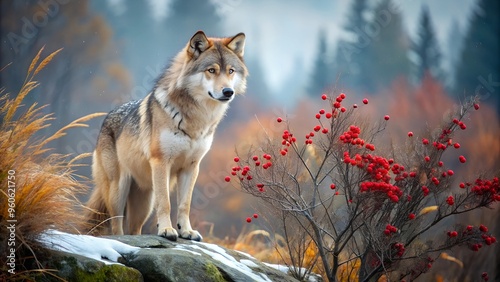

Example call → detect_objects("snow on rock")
37 229 139 265
191 241 273 282
265 262 323 282
37 232 315 281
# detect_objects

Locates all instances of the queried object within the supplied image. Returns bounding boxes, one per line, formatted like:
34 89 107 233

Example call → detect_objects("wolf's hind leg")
108 174 131 235
126 181 153 235
176 163 202 241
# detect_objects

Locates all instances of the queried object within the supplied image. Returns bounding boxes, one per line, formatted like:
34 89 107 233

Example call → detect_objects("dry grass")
0 47 105 280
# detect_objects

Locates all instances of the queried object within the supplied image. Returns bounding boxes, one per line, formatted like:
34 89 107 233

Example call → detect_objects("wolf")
86 31 248 241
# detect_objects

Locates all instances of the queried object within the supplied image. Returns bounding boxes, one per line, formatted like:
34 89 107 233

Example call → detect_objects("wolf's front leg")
151 160 178 241
176 163 202 241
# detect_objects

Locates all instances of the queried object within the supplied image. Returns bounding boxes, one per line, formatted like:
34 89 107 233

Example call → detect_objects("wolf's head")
179 31 248 103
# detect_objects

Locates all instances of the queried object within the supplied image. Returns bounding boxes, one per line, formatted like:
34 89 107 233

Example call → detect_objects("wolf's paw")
179 229 203 241
158 227 178 241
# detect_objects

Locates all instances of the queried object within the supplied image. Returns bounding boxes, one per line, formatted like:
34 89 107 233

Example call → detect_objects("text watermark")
6 169 17 274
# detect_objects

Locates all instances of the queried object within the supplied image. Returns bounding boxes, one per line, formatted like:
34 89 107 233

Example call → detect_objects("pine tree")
454 0 500 112
411 5 443 84
445 19 463 88
307 30 332 96
364 0 411 91
333 0 370 92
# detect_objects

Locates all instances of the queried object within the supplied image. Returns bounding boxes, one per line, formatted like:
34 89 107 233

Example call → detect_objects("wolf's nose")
222 88 234 98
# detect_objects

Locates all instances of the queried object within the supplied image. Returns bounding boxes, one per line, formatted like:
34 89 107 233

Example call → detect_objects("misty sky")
106 0 477 92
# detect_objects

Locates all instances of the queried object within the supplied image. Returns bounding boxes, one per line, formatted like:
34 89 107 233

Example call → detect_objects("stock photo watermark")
6 169 17 275
475 74 499 102
7 0 70 53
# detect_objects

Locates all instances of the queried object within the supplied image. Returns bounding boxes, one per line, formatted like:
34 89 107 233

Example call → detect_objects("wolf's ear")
227 33 245 57
188 31 210 58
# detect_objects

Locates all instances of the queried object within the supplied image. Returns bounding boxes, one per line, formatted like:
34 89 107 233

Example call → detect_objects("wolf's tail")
84 188 109 235
83 151 110 235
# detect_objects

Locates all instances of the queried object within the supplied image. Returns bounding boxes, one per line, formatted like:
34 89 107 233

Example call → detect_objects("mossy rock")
38 250 142 282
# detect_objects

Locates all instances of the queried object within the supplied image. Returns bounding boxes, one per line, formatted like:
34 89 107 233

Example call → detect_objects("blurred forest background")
1 0 499 278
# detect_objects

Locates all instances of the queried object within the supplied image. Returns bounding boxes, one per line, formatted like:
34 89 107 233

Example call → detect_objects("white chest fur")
159 129 213 163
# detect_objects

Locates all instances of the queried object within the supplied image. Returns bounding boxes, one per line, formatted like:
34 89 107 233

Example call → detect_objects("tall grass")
0 47 105 280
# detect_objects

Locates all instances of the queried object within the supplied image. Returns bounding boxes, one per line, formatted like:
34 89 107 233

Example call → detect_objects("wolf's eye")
207 68 216 73
228 69 234 74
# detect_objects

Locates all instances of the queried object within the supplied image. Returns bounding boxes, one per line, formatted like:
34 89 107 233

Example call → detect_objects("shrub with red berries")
225 92 498 282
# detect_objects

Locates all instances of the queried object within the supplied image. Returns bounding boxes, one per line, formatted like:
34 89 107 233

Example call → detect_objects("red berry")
422 138 429 145
362 98 368 104
340 107 346 113
325 112 332 119
333 102 341 108
448 231 458 237
234 157 240 162
330 184 336 189
438 161 444 167
466 225 473 232
459 122 467 130
340 93 346 99
280 150 287 156
315 113 321 119
459 155 466 163
319 109 325 114
479 224 488 232
253 213 258 219
384 229 391 235
485 237 493 245
322 128 329 134
454 143 460 149
224 176 231 182
408 131 414 137
446 195 454 205
384 115 390 120
321 94 327 100
353 104 358 108
459 182 466 188
252 156 259 161
447 169 454 176
474 103 480 110
408 213 416 220
314 125 321 132
424 156 431 162
246 217 252 223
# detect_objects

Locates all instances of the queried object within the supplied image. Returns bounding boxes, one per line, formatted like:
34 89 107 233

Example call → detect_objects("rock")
38 249 142 282
107 235 300 282
37 233 322 281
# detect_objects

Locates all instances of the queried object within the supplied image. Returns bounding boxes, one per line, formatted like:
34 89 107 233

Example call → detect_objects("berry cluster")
471 177 500 200
392 242 405 257
343 150 404 202
384 224 398 236
339 125 363 146
280 130 297 155
463 224 497 251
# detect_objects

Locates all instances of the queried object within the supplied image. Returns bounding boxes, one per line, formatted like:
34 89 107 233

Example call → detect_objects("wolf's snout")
222 88 234 98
